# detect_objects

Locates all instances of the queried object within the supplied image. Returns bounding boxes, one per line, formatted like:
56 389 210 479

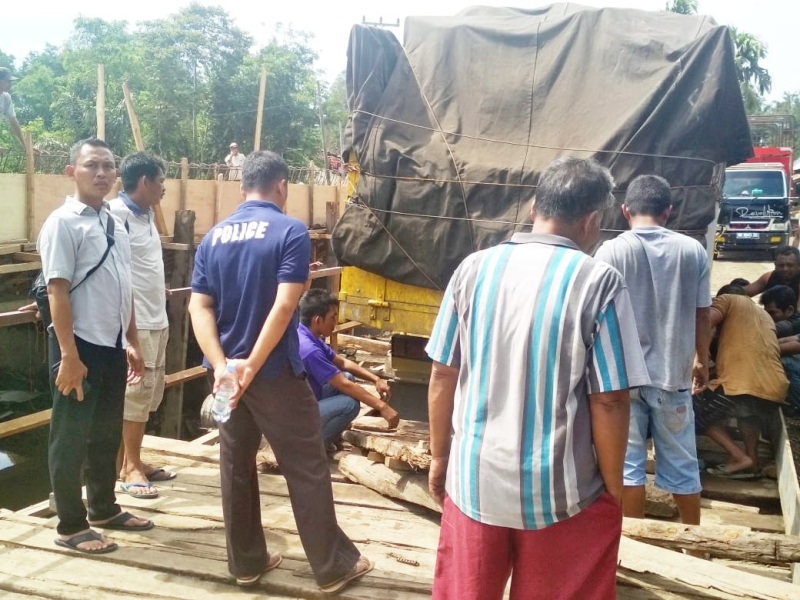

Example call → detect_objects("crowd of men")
31 139 799 597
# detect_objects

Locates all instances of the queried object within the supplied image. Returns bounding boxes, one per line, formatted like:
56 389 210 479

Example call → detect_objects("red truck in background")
715 145 797 255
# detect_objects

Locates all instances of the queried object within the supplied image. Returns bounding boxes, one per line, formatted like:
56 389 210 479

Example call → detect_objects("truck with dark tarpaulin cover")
332 3 752 342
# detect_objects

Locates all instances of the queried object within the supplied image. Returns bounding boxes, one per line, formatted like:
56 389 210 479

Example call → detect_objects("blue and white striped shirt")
426 232 649 530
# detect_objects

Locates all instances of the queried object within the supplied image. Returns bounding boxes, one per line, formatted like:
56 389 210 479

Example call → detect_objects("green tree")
322 71 349 157
664 0 698 15
138 3 252 161
731 27 772 113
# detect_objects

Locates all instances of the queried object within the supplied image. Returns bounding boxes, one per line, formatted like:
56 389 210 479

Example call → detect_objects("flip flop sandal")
90 511 155 531
54 530 118 554
119 481 159 499
319 556 374 595
706 466 760 480
146 468 177 482
236 553 283 587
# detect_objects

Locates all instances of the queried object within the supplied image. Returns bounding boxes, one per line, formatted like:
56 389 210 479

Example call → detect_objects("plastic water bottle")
212 361 236 424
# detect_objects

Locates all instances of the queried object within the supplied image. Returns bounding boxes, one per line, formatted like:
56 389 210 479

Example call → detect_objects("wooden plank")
0 310 37 327
164 365 206 388
309 266 342 280
618 536 800 599
622 517 800 565
343 421 430 470
0 244 24 256
0 409 51 440
333 320 360 333
0 262 40 275
701 472 781 503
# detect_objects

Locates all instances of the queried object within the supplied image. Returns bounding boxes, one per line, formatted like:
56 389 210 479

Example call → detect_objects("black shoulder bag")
31 215 116 329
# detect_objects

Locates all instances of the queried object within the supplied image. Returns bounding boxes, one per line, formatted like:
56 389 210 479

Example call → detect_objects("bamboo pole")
122 82 168 234
179 158 189 212
25 131 34 242
122 82 144 151
254 67 267 151
96 64 105 140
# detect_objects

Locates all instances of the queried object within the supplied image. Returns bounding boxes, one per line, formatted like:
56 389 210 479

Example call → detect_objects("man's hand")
428 456 448 506
692 360 709 395
126 342 145 385
375 378 392 401
18 301 40 320
56 354 89 401
379 403 400 429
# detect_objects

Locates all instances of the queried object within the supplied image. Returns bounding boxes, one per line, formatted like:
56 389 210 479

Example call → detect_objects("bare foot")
721 456 754 474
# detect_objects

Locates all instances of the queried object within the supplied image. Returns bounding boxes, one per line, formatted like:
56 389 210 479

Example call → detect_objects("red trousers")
433 493 622 600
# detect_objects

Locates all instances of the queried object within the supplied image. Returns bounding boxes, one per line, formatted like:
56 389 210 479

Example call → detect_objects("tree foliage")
664 0 698 15
0 5 335 168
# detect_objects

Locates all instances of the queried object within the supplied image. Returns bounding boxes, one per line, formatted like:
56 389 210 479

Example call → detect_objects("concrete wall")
0 173 344 242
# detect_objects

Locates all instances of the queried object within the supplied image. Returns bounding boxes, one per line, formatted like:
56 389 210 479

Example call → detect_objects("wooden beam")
775 409 800 583
164 365 207 389
11 252 41 262
0 245 24 256
254 67 267 151
0 310 37 328
167 287 191 300
0 409 51 440
161 242 191 251
179 158 189 212
337 334 390 355
96 64 105 140
0 262 41 275
622 517 800 565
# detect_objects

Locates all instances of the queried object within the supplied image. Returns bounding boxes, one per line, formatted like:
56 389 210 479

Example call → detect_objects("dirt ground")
710 253 773 292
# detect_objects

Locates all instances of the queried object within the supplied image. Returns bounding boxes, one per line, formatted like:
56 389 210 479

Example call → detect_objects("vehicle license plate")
735 232 759 240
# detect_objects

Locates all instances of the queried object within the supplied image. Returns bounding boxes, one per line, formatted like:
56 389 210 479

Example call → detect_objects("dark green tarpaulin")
333 3 752 290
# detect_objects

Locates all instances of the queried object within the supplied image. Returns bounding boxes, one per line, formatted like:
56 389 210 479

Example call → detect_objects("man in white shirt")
225 142 245 180
0 67 26 150
109 153 172 499
39 138 149 554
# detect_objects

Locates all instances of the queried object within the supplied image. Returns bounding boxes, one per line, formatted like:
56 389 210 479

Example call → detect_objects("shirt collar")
117 190 149 217
238 200 283 213
64 195 110 216
507 231 581 251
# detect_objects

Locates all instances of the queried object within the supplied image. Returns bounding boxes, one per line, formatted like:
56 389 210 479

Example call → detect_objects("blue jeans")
625 386 701 495
318 374 360 445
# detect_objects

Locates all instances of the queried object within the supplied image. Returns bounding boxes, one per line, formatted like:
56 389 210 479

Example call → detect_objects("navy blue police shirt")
191 200 311 379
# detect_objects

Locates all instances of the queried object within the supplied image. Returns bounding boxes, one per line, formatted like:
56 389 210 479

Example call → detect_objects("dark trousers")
48 333 126 535
216 367 360 585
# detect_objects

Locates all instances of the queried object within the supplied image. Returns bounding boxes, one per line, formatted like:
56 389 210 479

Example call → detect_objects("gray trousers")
215 367 360 585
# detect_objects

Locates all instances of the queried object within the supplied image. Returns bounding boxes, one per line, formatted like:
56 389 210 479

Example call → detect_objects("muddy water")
0 427 50 511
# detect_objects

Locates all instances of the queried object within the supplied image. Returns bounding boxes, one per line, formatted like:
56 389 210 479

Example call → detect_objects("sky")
1 1 797 103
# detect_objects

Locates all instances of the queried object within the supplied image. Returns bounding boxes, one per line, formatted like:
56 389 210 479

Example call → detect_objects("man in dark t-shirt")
189 151 373 593
745 246 800 308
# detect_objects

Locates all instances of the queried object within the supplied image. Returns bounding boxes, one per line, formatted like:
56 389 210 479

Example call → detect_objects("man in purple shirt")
298 289 399 446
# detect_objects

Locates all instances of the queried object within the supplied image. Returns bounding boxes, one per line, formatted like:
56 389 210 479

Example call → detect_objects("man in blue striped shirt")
426 157 649 599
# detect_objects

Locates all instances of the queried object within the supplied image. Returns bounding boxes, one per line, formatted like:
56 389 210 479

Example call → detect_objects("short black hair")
760 285 797 311
624 174 672 216
299 288 339 326
717 284 746 297
729 277 750 287
120 152 166 193
774 246 800 262
69 138 113 165
534 157 615 221
242 150 289 194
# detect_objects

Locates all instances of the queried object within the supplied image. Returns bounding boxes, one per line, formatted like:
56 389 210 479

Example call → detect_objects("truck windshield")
723 170 786 199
